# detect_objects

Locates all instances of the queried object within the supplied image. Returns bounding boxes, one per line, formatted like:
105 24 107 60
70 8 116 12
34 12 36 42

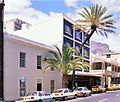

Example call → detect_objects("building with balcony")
91 53 120 88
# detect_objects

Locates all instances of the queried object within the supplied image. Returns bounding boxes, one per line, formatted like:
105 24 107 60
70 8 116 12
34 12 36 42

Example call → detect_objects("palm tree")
43 45 88 88
75 4 116 50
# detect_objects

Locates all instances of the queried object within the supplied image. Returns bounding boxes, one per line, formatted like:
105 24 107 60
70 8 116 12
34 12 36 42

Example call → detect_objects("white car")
74 87 92 97
16 91 54 102
52 88 77 101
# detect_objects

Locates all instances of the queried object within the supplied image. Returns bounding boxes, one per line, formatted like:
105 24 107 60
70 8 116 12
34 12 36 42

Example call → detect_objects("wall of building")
4 33 62 100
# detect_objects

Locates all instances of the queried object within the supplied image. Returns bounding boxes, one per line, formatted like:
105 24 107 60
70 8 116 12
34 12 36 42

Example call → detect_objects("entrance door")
37 83 42 91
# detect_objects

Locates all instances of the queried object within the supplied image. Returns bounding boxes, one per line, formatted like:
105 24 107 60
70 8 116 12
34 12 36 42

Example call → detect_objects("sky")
4 0 120 52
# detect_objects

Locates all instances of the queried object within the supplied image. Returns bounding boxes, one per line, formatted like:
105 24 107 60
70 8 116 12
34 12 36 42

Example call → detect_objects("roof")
5 14 76 46
5 32 55 51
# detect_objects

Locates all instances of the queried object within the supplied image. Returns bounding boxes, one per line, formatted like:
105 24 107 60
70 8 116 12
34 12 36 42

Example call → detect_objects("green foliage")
43 45 89 75
76 4 116 36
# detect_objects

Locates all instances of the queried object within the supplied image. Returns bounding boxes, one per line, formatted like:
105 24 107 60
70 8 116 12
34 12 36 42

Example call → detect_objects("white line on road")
116 94 119 96
99 98 108 102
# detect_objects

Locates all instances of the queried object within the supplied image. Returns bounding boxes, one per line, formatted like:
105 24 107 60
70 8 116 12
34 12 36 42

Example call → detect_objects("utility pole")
0 0 4 98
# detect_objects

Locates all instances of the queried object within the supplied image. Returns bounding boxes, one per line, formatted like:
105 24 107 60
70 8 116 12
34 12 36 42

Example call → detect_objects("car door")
84 87 90 96
45 93 52 102
68 89 74 98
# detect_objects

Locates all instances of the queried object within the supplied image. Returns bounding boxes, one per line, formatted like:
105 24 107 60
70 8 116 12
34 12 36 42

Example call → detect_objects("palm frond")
48 50 61 61
54 45 62 58
78 12 89 19
98 27 115 33
84 7 91 17
100 14 113 21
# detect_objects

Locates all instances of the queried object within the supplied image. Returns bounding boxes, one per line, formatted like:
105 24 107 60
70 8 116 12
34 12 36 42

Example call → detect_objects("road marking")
116 94 119 96
99 98 108 102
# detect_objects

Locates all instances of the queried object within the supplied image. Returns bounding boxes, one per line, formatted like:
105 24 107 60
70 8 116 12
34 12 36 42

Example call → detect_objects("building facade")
9 14 90 64
91 53 120 88
2 14 93 100
4 18 31 32
3 32 62 100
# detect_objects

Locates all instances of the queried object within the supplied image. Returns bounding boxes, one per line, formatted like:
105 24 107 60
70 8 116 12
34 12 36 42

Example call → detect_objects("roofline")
102 52 120 55
5 32 55 51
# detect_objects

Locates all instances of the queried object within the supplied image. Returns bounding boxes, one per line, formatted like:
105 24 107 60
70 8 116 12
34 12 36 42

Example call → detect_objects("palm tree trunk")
71 69 75 90
62 74 69 88
72 27 96 90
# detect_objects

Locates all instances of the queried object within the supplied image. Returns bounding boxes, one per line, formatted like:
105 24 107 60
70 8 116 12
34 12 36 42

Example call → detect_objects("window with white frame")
51 80 55 93
84 49 89 57
20 52 26 68
37 79 42 91
37 55 42 69
75 31 81 40
64 42 72 47
75 46 80 55
65 24 72 34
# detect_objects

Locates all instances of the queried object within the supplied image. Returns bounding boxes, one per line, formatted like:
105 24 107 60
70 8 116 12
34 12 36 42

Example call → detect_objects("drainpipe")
0 0 4 98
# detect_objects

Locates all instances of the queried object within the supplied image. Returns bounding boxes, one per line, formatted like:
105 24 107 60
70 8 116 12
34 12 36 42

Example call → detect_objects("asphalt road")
56 90 120 102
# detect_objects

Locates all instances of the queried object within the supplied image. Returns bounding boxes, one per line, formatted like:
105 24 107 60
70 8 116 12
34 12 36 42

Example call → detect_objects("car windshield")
75 88 82 91
53 90 63 93
31 92 37 96
99 86 103 88
92 86 97 88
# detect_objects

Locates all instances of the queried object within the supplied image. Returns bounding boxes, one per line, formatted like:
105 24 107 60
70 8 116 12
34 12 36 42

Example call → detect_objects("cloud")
91 32 120 52
64 0 79 8
91 0 120 14
4 0 61 24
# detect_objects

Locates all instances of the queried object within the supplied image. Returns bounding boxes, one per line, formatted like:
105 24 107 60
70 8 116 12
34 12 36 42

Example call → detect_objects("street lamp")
0 0 4 98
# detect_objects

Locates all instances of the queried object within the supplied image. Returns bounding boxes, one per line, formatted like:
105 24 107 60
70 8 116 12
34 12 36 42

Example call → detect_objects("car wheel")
63 96 67 101
89 92 92 96
74 94 77 99
83 93 86 97
38 100 42 102
51 98 56 102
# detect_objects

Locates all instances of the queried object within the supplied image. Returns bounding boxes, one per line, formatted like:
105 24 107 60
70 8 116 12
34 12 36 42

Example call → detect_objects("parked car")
92 85 106 93
74 87 92 97
107 84 116 91
16 91 54 102
52 88 77 101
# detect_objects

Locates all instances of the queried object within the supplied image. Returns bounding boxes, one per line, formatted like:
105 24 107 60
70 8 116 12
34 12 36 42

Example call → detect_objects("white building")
2 14 92 100
4 18 31 32
8 14 90 63
4 32 62 100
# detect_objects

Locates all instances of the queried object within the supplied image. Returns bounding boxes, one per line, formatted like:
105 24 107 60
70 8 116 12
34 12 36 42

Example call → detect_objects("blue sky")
4 0 120 52
30 0 92 14
31 0 70 14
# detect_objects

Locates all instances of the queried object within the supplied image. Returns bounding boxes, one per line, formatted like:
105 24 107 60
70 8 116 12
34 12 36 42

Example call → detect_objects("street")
56 90 120 102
